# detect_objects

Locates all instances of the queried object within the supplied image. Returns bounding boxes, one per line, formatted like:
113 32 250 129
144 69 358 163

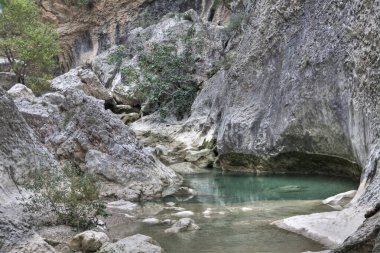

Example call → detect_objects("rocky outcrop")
10 82 181 200
0 87 58 252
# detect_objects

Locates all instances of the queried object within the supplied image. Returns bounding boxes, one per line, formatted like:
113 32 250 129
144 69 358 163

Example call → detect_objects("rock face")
98 234 164 253
0 87 58 252
39 0 204 71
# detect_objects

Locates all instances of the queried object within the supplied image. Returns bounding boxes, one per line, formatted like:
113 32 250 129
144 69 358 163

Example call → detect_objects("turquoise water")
108 172 358 253
172 172 358 204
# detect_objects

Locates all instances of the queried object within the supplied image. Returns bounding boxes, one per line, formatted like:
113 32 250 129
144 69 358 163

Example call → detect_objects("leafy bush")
24 164 107 230
133 44 197 119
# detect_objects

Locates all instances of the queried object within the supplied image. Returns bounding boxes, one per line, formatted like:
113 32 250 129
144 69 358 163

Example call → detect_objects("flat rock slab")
273 209 365 248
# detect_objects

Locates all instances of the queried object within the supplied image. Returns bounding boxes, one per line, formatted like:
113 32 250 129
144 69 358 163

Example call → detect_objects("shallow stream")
108 172 358 253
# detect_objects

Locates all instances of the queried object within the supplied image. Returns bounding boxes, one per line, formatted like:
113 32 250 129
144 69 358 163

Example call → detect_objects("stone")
98 234 164 253
69 230 109 252
142 218 160 225
77 68 114 102
164 218 200 233
323 190 357 210
120 112 140 124
7 83 34 99
113 104 134 114
171 211 194 218
51 68 82 92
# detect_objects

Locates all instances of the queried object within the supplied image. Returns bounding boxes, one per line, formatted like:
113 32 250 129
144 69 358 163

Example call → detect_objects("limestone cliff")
39 0 204 71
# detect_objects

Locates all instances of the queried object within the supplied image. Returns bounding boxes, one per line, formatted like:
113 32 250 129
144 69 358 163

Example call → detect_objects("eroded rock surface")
10 84 181 200
0 87 58 252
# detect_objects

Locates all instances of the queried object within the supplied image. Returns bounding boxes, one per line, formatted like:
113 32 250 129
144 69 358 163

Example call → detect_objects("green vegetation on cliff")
24 164 107 230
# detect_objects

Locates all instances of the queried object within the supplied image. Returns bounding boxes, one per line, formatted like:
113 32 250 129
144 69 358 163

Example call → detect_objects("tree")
0 0 60 87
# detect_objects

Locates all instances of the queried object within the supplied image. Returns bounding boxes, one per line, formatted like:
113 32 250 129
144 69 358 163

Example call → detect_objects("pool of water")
107 172 358 253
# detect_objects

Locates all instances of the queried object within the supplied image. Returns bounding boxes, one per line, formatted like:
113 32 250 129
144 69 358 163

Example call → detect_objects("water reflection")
172 172 358 204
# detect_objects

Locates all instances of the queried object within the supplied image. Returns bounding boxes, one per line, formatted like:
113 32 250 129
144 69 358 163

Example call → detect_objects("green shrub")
24 164 107 230
120 66 139 84
108 46 126 65
28 74 52 96
132 44 197 119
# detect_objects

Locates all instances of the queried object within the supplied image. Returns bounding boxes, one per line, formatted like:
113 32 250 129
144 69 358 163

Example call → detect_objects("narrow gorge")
0 0 379 253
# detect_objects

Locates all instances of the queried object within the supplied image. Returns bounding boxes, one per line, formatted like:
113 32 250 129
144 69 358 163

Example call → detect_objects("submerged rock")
164 218 200 233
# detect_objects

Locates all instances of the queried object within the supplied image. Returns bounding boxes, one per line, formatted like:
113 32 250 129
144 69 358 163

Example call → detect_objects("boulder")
7 83 34 99
77 68 114 102
98 234 163 253
164 218 200 233
69 230 109 252
120 112 140 124
51 68 82 92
